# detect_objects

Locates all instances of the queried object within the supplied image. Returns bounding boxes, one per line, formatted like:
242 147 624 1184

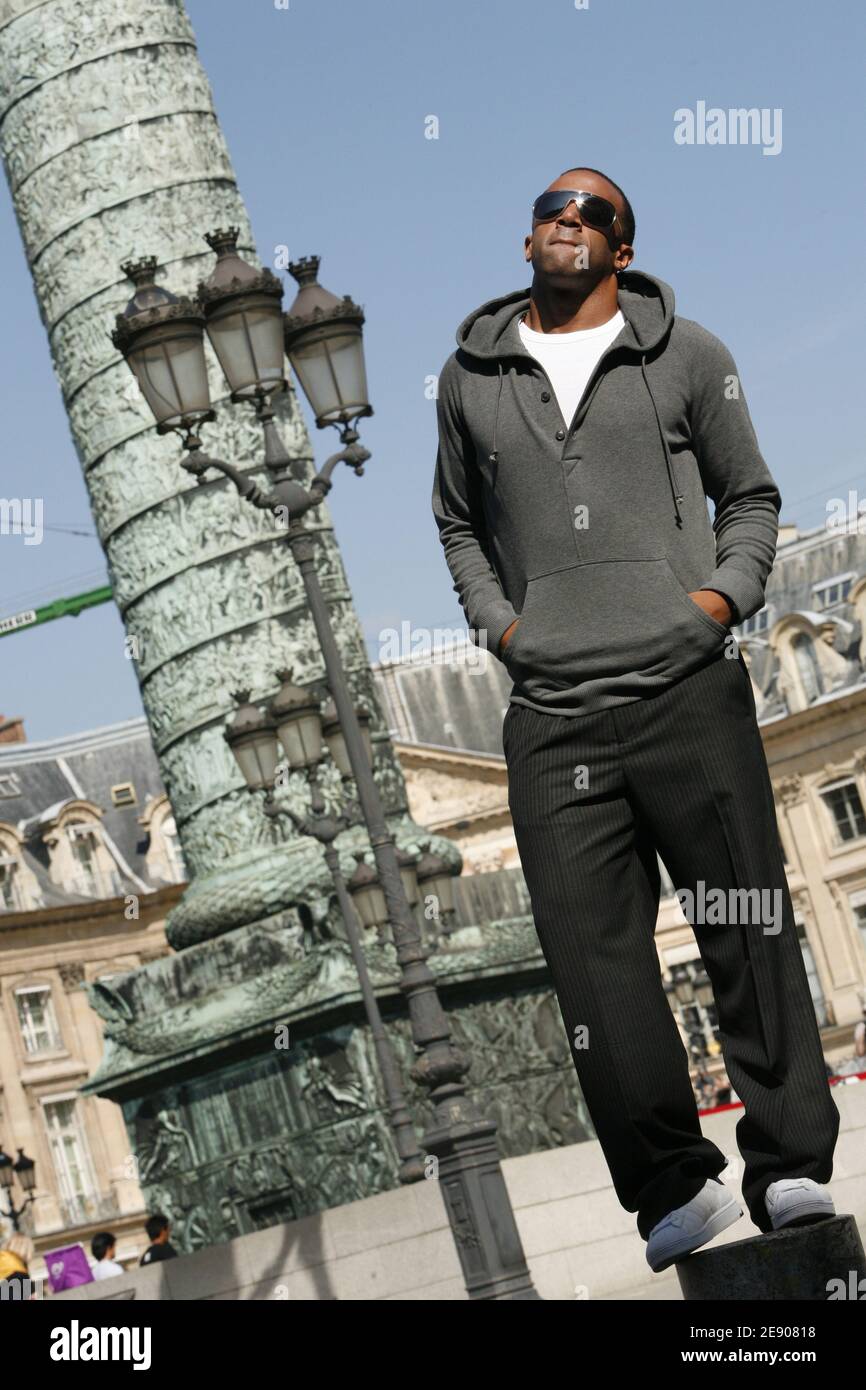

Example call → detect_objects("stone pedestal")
676 1216 866 1301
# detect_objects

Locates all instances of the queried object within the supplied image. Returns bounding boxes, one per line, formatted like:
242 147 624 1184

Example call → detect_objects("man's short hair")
145 1213 170 1242
91 1231 116 1261
558 166 636 246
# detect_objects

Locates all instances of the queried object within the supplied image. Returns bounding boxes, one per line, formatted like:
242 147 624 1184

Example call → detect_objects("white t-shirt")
93 1258 124 1280
518 309 625 430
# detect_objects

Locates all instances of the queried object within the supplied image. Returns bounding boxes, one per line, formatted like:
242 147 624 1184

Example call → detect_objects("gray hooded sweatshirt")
431 269 781 716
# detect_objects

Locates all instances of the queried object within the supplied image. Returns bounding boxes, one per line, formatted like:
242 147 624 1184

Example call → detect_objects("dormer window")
161 815 186 883
59 820 120 899
791 633 824 703
0 826 40 912
770 614 849 715
138 795 187 886
68 824 101 896
0 773 21 799
0 856 20 910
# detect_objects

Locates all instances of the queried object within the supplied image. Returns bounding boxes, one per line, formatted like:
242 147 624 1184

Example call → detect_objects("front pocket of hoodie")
504 556 728 691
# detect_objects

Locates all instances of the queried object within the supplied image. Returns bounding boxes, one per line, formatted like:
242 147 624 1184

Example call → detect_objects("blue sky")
2 0 864 739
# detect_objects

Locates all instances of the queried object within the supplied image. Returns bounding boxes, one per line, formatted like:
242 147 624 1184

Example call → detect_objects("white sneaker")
764 1178 835 1230
646 1178 743 1273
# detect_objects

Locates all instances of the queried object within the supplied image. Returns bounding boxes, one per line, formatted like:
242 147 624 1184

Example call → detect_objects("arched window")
63 821 120 898
161 815 186 884
0 826 41 912
0 855 21 910
792 633 824 703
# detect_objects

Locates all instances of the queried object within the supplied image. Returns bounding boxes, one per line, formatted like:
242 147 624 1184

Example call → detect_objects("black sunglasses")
531 189 619 232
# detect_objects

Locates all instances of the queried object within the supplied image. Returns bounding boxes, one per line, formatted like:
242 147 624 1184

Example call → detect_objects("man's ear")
524 233 533 262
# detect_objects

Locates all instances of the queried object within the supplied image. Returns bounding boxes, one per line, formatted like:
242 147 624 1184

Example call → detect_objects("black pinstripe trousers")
503 647 840 1239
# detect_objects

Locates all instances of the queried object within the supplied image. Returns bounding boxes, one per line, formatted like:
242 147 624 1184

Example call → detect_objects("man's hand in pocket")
688 589 733 626
499 618 520 655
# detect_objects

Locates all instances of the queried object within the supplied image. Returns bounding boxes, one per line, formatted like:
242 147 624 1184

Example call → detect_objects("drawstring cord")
489 361 503 463
641 352 684 528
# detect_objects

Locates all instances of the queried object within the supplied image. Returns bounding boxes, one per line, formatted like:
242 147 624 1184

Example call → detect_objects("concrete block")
323 1176 449 1259
232 1210 333 1288
327 1227 463 1301
501 1139 612 1206
52 1262 168 1302
676 1215 866 1300
515 1186 634 1256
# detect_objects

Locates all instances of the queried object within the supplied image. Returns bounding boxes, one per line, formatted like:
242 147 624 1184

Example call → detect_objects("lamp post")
0 1145 37 1232
224 674 425 1185
415 850 459 939
112 238 538 1300
665 966 719 1069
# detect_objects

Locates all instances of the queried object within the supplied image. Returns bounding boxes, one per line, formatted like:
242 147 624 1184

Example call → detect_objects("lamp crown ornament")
284 254 365 330
197 226 284 305
224 691 274 742
349 849 376 881
112 257 203 353
119 255 174 304
270 670 320 717
204 224 241 256
287 254 322 289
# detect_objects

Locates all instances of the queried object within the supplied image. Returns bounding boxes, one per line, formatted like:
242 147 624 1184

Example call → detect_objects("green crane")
0 585 113 638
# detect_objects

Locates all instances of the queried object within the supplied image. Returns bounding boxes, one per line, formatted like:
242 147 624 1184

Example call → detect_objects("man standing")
91 1230 124 1280
139 1212 179 1266
431 167 839 1272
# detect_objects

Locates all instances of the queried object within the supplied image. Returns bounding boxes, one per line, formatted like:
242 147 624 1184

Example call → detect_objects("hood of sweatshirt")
455 269 675 360
453 270 684 525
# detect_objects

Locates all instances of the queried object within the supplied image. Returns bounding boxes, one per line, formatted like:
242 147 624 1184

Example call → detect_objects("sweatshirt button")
555 428 565 440
541 390 551 402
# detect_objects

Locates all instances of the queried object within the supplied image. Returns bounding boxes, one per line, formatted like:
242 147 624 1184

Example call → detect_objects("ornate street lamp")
270 670 324 771
198 227 287 404
112 258 213 434
112 249 539 1300
665 967 717 1071
692 968 715 1010
415 850 459 936
223 693 280 793
0 1144 37 1232
321 695 372 779
348 850 389 936
282 255 373 436
669 965 695 1008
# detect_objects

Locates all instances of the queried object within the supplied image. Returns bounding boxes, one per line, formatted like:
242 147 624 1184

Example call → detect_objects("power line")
42 523 97 537
0 567 110 616
780 469 865 514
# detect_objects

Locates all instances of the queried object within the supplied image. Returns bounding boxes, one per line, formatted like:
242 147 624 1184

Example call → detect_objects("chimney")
0 715 26 744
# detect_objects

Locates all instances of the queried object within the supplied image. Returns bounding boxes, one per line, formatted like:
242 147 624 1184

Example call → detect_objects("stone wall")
48 1077 866 1300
